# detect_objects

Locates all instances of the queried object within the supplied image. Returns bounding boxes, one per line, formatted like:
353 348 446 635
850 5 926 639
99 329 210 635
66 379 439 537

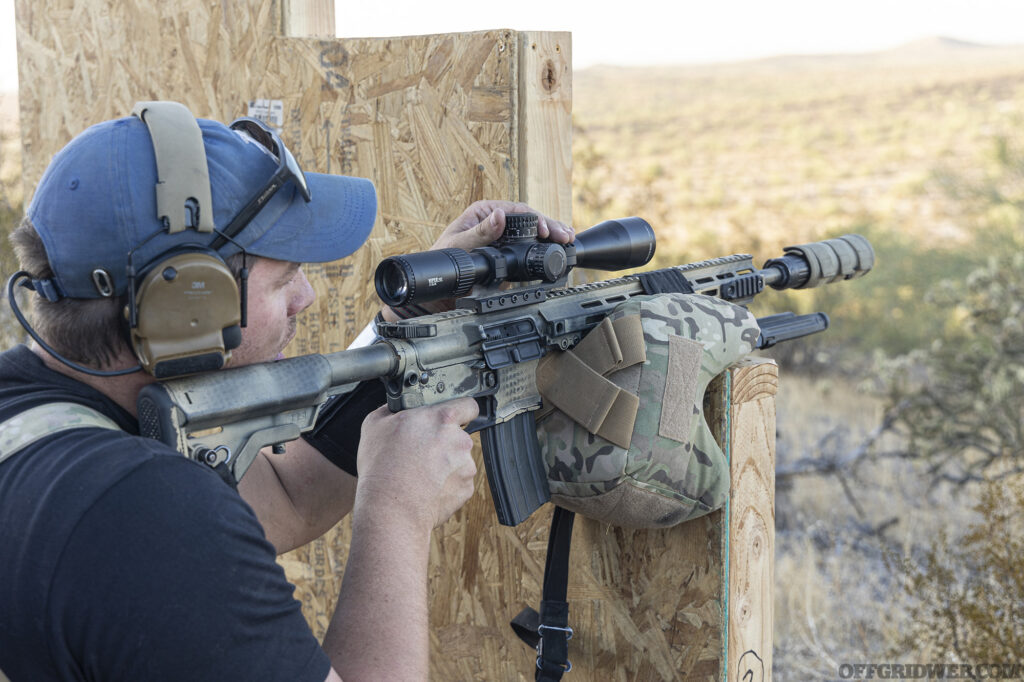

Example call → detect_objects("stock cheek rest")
535 293 760 529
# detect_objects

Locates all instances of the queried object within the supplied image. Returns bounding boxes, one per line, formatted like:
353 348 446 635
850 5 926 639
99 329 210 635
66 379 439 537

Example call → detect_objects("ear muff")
129 248 242 379
128 101 245 378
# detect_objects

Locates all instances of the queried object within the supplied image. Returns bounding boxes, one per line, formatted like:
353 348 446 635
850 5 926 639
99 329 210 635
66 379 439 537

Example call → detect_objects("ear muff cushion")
131 251 240 375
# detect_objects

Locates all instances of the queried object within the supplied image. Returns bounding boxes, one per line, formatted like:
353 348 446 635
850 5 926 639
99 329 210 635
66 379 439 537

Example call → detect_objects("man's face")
228 257 315 367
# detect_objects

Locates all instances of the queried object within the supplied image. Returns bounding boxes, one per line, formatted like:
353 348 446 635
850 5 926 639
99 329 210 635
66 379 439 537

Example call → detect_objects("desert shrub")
872 133 1024 661
879 131 1024 484
1 121 26 349
895 478 1024 660
882 249 1024 483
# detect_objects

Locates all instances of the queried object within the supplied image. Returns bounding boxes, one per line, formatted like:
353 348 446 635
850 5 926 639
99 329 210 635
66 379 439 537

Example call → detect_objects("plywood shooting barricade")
13 1 777 678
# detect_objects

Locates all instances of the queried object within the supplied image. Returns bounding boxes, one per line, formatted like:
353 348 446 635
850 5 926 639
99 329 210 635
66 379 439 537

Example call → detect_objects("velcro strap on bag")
536 315 647 449
573 315 646 375
0 402 121 465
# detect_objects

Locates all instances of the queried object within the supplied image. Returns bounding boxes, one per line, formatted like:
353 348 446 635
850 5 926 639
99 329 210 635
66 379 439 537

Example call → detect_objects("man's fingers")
434 397 480 428
542 218 575 244
444 210 504 251
435 202 574 253
365 399 479 428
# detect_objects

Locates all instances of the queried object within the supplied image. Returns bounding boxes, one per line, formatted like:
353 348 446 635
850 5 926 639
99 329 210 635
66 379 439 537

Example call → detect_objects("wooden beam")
727 357 777 681
517 31 572 222
282 0 335 38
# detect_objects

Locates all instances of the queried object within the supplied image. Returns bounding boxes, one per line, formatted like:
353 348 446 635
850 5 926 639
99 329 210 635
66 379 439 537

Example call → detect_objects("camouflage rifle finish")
137 233 873 526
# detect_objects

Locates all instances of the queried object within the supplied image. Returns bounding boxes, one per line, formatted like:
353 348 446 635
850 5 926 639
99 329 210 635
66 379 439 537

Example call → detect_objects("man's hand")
431 200 575 251
355 399 479 530
380 201 574 322
325 398 480 678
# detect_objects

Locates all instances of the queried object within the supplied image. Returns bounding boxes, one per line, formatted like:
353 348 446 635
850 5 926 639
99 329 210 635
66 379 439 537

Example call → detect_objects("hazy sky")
3 0 1024 91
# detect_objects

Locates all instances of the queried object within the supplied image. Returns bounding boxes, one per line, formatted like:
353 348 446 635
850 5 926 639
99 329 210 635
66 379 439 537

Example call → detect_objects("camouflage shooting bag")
535 293 759 528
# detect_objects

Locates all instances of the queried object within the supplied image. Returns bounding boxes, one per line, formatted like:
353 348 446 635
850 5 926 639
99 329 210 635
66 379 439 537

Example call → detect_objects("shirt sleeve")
49 456 332 682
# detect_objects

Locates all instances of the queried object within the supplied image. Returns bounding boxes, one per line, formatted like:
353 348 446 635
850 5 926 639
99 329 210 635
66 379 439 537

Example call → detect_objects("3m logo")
192 281 206 289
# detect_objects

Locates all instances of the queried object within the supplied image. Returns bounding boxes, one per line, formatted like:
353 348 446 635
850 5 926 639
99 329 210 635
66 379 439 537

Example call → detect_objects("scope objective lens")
377 261 410 304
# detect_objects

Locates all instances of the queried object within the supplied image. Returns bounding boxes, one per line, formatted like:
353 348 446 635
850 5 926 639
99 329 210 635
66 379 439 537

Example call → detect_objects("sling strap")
0 402 121 465
511 506 576 681
515 315 648 675
0 401 241 491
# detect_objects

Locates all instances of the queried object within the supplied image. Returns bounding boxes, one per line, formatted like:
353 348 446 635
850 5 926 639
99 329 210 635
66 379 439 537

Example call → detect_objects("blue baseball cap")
26 113 377 299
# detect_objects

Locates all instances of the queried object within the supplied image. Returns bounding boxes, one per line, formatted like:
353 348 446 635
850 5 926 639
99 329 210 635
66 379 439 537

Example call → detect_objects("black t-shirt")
0 345 331 682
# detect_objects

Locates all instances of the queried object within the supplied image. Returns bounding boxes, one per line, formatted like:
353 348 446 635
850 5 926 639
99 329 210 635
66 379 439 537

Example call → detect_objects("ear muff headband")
131 101 215 233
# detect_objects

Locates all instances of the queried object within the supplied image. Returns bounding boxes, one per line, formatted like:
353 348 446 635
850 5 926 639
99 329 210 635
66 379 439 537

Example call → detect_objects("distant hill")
870 35 1024 65
576 36 1024 76
896 36 988 50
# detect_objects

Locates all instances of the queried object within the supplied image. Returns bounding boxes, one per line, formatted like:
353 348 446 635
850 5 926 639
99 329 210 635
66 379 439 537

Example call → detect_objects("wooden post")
281 0 335 38
13 3 776 679
517 31 572 221
726 358 777 681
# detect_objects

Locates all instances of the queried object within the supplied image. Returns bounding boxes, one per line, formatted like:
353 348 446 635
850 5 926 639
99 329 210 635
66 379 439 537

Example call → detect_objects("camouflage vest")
535 293 759 528
0 402 121 465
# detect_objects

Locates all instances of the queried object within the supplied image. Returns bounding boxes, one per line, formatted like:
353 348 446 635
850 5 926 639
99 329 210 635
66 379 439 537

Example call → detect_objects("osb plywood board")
15 1 523 347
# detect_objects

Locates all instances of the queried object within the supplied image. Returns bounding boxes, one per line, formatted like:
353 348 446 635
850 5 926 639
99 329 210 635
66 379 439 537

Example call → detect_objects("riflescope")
375 214 656 307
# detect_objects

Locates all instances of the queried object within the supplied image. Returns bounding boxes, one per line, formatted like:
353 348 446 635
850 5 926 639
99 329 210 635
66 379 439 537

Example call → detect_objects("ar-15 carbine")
137 215 874 526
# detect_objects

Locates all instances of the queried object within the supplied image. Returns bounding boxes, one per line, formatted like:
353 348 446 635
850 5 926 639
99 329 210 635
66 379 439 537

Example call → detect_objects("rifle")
137 215 874 526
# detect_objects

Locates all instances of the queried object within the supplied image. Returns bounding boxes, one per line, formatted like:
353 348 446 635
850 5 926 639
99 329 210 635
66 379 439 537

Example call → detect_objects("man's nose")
290 267 316 315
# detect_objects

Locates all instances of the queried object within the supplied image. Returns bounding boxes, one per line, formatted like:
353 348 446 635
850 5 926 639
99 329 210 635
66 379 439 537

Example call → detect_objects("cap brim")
241 172 377 264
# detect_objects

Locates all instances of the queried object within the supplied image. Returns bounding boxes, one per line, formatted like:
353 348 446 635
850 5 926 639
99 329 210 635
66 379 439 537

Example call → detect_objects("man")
0 103 573 681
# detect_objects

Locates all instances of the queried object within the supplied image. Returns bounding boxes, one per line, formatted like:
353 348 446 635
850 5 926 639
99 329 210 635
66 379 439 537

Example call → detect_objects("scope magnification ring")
444 248 477 298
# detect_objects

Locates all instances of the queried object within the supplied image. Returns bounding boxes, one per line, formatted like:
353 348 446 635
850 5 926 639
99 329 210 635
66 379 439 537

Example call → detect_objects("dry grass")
771 374 982 678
